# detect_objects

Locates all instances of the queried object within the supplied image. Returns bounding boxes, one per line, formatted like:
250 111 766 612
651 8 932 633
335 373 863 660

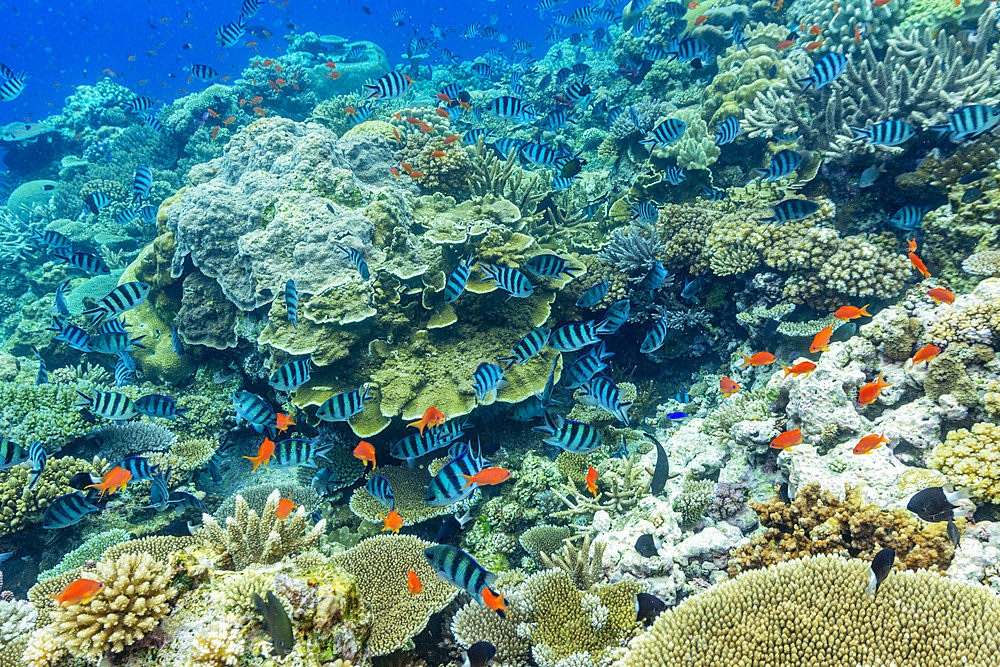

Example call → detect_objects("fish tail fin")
865 570 877 597
781 365 793 377
243 455 262 472
848 126 869 142
859 304 872 317
740 354 752 367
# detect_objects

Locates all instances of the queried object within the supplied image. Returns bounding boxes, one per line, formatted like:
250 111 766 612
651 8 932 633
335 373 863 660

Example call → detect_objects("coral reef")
929 423 1000 503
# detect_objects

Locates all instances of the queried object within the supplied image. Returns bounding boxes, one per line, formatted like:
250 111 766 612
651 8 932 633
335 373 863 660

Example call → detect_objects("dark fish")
499 327 550 369
549 321 600 352
75 390 140 421
168 490 207 512
479 263 535 298
797 52 848 92
465 641 497 667
524 254 581 280
635 534 657 558
636 592 666 621
646 433 668 496
32 346 47 384
597 299 629 335
81 281 151 325
316 384 372 422
253 591 295 656
170 325 185 356
947 519 961 547
363 71 412 100
576 281 609 308
285 279 299 330
906 487 972 522
43 492 99 529
538 355 558 408
423 544 501 612
961 187 982 204
777 482 791 503
143 468 171 511
866 547 894 597
761 199 821 225
850 120 915 147
958 171 988 185
533 413 603 453
365 475 395 511
135 394 189 420
0 440 29 469
0 551 11 564
27 441 46 490
425 441 487 506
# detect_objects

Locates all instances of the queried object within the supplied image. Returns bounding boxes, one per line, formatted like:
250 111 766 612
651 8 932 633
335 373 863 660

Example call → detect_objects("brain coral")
928 422 1000 503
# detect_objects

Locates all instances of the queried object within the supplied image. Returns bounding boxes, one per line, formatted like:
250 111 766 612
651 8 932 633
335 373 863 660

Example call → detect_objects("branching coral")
928 422 1000 503
551 455 650 517
537 533 607 591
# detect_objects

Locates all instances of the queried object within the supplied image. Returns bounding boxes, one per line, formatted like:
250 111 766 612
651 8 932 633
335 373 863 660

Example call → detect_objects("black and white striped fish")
240 0 263 19
563 341 613 390
184 64 219 82
143 468 171 511
114 207 137 226
98 318 128 334
485 95 537 121
48 316 91 351
364 71 412 100
35 229 72 251
425 441 487 506
88 331 146 354
549 320 600 352
285 279 299 330
337 245 370 280
551 176 576 191
639 118 686 149
170 325 185 356
533 413 603 453
115 455 158 481
538 354 559 408
216 18 247 48
479 264 535 298
931 104 1000 142
0 440 29 469
887 205 930 232
50 248 111 274
271 438 330 467
581 376 632 424
32 346 47 385
84 192 113 214
540 108 573 131
123 96 156 113
519 142 567 167
850 120 915 146
43 492 98 529
391 419 470 467
233 390 275 433
366 475 395 511
316 384 372 422
524 254 582 280
136 204 157 224
76 390 140 421
563 77 591 104
492 137 527 158
714 116 742 146
136 394 189 420
141 113 165 133
132 164 152 203
115 352 136 387
730 22 748 51
499 327 550 369
641 316 670 354
474 363 506 403
630 202 658 223
168 490 207 512
755 149 802 182
27 441 46 490
463 127 492 144
423 544 502 610
797 52 847 92
0 66 28 101
82 281 151 325
700 186 728 201
761 199 821 225
269 358 313 392
663 166 686 185
576 281 609 308
444 254 475 304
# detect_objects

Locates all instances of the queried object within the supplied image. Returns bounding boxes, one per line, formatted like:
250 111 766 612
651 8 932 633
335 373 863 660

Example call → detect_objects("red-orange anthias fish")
741 351 777 368
833 304 871 321
223 116 236 126
694 15 708 25
481 587 508 615
276 412 296 432
389 167 401 178
857 371 892 407
253 106 266 117
327 71 341 79
407 570 422 594
211 126 220 141
586 465 598 498
909 344 941 367
435 108 451 118
808 25 822 35
909 252 931 278
243 438 275 472
770 428 802 450
927 287 955 305
380 509 402 533
872 0 891 6
249 95 263 105
781 360 817 378
720 376 740 397
906 237 917 252
408 406 445 434
275 497 296 520
810 324 833 353
443 135 460 143
50 579 103 607
804 41 823 51
354 440 376 469
854 433 889 454
85 466 132 500
325 61 337 69
430 150 447 158
776 39 795 50
460 467 512 490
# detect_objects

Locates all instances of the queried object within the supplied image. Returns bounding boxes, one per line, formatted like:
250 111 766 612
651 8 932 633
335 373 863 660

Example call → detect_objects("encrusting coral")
929 422 1000 503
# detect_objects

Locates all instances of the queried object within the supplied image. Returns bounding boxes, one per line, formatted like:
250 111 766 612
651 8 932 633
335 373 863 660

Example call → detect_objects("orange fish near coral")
460 467 512 490
481 587 508 615
776 39 795 50
810 325 833 353
804 41 823 51
927 287 955 305
741 351 777 368
211 126 220 141
586 465 598 498
249 95 263 105
379 509 403 533
407 570 422 594
430 150 447 158
720 376 740 397
808 25 822 35
354 440 376 469
694 15 708 25
85 466 132 500
857 371 892 407
253 106 266 117
782 360 817 378
907 237 917 252
275 412 295 432
833 304 872 321
275 497 296 520
223 116 236 126
909 344 941 367
443 135 460 143
854 433 890 455
909 252 931 278
770 428 802 450
871 0 891 6
408 406 445 435
243 438 275 472
50 579 103 607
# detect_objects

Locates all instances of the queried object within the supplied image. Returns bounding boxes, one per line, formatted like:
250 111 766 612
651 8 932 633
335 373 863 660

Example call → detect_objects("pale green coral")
651 107 720 171
0 369 98 448
38 528 132 580
929 422 1000 503
0 456 91 536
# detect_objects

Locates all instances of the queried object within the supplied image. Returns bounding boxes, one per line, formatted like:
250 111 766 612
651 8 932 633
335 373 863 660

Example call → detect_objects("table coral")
929 422 1000 503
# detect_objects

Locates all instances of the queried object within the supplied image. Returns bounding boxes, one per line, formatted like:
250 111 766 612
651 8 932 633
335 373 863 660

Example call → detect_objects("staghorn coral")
551 454 650 518
537 533 607 591
215 482 324 520
928 422 1000 503
729 484 954 576
618 554 1000 666
189 619 246 667
0 600 36 650
469 143 548 219
38 528 132 581
20 626 65 667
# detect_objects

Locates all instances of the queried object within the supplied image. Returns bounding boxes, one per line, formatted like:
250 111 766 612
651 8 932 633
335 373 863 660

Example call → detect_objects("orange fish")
392 128 402 144
211 126 220 141
354 440 376 469
927 287 954 305
379 509 403 533
906 237 917 252
127 55 136 61
854 25 862 42
102 68 116 76
408 406 445 434
239 98 247 107
405 117 421 124
435 108 451 118
400 162 414 174
84 466 132 500
688 1 699 7
410 171 425 178
389 167 401 178
327 71 341 80
781 360 817 378
694 15 708 25
720 376 740 397
770 428 802 450
908 252 931 278
909 344 941 367
436 93 454 102
275 78 286 86
243 438 275 472
460 467 511 490
246 41 258 47
854 433 889 455
223 116 236 126
833 304 871 321
249 95 263 105
776 39 795 50
418 122 434 133
857 371 892 407
50 579 103 607
872 0 890 6
407 570 422 594
344 106 358 115
430 150 447 158
253 106 266 117
804 41 823 51
325 61 337 69
586 465 598 498
206 108 220 118
741 351 777 368
276 412 296 432
481 587 508 615
772 0 783 8
810 325 833 353
443 136 460 143
808 25 822 35
275 64 282 73
834 1 839 12
268 80 281 91
275 497 296 520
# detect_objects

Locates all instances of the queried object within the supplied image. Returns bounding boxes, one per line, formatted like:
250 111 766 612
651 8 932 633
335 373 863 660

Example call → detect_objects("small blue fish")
666 411 687 420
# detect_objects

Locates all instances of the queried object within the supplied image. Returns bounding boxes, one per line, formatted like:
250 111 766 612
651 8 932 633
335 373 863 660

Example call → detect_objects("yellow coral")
21 627 66 667
190 620 245 667
929 422 1000 503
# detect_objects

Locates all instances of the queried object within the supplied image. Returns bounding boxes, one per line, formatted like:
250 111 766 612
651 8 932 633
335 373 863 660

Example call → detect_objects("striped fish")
33 346 47 385
35 229 72 251
524 254 582 280
563 77 591 104
485 95 537 121
850 120 915 147
473 363 506 403
532 413 603 453
0 441 29 469
755 149 803 182
271 438 329 467
631 14 649 37
576 281 609 308
549 320 600 352
115 352 136 387
630 202 658 223
240 0 263 19
797 52 847 92
132 164 152 203
123 96 156 113
444 254 475 304
551 176 576 191
216 18 247 48
663 166 686 185
136 204 158 224
0 70 29 101
346 105 374 128
391 419 470 466
365 475 395 511
113 207 137 226
563 341 613 390
316 384 372 422
581 376 632 424
463 127 492 144
99 321 131 336
337 245 370 280
184 64 219 82
170 325 185 356
168 490 207 512
519 142 567 167
285 279 299 330
141 113 165 133
233 391 275 432
499 327 550 369
700 186 728 201
931 105 1000 142
136 394 189 420
730 22 748 51
143 469 170 511
761 199 821 225
714 116 741 146
115 456 158 481
641 316 670 353
269 358 313 392
363 72 413 100
48 316 90 351
51 249 110 274
43 492 98 529
84 192 113 214
82 282 151 325
88 332 145 354
639 118 686 149
540 108 572 131
887 206 930 232
479 264 535 298
423 545 501 608
538 354 559 408
425 441 487 506
27 441 47 490
76 390 140 421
